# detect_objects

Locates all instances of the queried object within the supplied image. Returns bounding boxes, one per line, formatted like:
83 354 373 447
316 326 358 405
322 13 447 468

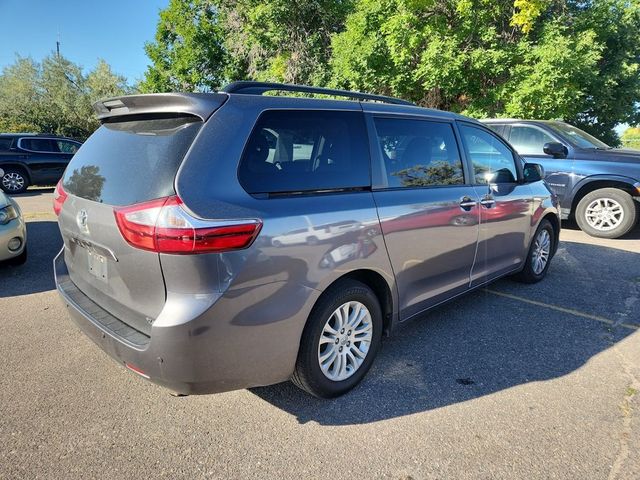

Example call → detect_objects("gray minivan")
54 82 560 398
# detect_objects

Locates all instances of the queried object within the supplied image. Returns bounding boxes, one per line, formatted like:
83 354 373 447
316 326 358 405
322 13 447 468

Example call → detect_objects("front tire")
291 279 383 398
513 219 555 284
575 188 638 239
1 168 29 194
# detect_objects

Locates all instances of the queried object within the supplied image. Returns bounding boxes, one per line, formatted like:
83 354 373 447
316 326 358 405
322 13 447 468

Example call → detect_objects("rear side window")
56 139 81 154
238 110 370 194
21 138 61 152
63 116 201 205
373 118 464 188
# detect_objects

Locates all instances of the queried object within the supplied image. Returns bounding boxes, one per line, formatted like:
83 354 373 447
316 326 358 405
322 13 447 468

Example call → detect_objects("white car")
0 168 27 265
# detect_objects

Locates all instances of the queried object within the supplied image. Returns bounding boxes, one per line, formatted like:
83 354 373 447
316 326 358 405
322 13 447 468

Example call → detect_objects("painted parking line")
485 289 639 331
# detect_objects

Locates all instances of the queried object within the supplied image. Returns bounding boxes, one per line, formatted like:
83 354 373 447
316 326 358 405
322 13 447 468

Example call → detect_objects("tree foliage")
621 127 640 150
139 0 227 92
330 0 640 145
219 0 355 85
138 0 640 144
0 55 130 139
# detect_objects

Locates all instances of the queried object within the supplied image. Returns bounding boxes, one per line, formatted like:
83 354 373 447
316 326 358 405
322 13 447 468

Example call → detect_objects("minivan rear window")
238 110 370 194
62 116 201 206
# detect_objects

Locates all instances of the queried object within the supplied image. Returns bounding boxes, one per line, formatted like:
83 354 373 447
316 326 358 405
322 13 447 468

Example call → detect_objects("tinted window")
56 140 80 154
238 110 369 194
509 126 555 155
373 118 464 188
21 138 61 152
459 124 518 184
63 116 201 205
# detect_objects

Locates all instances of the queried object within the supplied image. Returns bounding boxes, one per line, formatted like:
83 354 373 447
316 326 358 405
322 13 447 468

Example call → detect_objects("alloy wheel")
584 198 624 232
2 172 25 192
531 229 551 275
317 301 373 382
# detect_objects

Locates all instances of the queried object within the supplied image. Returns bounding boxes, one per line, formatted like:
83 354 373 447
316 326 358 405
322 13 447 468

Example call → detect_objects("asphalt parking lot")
1 190 639 479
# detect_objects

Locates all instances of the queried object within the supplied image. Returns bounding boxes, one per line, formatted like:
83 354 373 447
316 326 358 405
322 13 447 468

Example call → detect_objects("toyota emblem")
76 209 89 233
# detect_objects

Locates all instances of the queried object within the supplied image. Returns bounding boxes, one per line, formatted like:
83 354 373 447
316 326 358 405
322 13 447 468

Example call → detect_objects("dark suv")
0 133 82 194
54 82 559 398
482 120 640 238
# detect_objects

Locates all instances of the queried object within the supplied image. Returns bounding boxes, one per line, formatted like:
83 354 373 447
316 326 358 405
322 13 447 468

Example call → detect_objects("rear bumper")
54 249 320 394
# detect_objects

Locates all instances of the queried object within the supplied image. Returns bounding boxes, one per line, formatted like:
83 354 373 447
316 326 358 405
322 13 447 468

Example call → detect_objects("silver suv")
54 82 560 398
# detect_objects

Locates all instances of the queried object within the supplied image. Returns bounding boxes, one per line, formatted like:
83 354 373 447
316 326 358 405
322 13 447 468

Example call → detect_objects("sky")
0 0 169 84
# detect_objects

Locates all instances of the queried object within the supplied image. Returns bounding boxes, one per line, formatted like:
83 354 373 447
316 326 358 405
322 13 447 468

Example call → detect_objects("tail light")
114 196 262 254
53 179 68 216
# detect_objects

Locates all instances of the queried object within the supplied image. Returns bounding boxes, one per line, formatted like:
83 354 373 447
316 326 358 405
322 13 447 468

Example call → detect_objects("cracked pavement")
1 190 639 479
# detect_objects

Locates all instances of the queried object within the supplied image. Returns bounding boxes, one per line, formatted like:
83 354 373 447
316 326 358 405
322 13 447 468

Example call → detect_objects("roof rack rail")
221 81 415 106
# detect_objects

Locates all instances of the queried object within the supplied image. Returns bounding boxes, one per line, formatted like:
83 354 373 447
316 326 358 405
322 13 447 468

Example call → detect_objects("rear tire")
513 220 555 284
1 167 29 194
575 188 638 239
291 279 382 398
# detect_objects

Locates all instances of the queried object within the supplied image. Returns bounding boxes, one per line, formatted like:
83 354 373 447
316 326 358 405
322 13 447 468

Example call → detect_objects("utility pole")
56 28 60 58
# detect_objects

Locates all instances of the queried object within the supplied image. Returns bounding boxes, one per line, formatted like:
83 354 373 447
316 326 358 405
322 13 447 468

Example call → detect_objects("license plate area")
87 250 108 282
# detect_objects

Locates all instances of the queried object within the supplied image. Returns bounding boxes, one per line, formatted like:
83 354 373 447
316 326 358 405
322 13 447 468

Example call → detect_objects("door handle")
480 196 495 208
459 196 478 210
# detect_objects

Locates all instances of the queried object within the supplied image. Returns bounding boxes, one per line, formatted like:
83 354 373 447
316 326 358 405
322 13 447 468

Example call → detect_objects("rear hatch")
57 94 226 335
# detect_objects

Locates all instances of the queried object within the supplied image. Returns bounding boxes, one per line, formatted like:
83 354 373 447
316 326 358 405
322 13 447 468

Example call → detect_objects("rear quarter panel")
167 96 398 385
174 95 397 304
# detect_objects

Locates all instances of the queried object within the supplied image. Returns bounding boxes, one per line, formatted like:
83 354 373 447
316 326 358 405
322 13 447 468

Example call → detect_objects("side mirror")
523 163 544 183
543 142 568 158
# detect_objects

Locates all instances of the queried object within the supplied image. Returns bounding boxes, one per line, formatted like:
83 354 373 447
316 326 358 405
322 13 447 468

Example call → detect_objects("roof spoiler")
93 93 228 122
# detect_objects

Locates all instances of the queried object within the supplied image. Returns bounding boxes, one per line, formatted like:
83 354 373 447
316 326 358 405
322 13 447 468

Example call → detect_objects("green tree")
219 0 354 85
87 59 130 101
140 0 640 143
0 57 44 133
621 127 640 150
0 54 131 139
139 0 227 92
331 0 640 144
141 0 355 90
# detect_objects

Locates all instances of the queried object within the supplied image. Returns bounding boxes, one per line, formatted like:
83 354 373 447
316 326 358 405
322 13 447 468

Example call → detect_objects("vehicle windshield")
548 122 610 149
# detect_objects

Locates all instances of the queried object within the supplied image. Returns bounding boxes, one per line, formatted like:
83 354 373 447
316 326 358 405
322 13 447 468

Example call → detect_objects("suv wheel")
1 168 29 194
291 279 382 398
575 188 638 239
513 219 555 284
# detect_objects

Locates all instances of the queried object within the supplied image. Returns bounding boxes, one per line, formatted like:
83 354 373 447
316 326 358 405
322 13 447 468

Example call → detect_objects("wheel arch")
315 269 396 337
541 212 560 255
569 176 639 218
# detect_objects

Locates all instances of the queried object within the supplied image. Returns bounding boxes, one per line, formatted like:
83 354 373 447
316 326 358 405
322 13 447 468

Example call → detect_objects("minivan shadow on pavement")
250 239 639 425
0 220 61 297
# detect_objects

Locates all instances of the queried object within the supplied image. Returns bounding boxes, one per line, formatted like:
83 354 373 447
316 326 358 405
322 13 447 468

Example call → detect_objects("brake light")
114 196 262 254
53 179 68 216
